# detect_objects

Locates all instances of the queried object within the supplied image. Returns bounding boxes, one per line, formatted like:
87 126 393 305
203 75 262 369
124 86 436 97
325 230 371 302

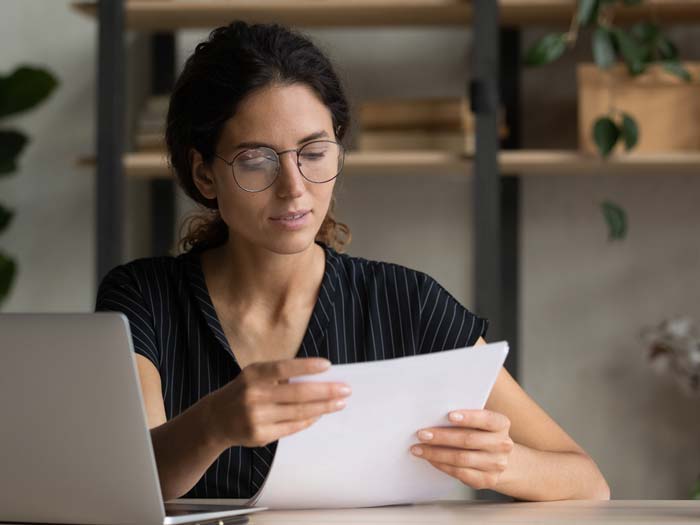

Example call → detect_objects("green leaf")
0 251 17 304
601 201 627 241
578 0 599 27
630 22 659 44
691 477 700 499
0 202 13 233
0 66 58 119
0 130 28 176
524 33 568 66
662 60 693 82
613 29 646 75
593 116 620 158
656 35 679 60
630 22 659 61
592 27 616 69
620 113 639 151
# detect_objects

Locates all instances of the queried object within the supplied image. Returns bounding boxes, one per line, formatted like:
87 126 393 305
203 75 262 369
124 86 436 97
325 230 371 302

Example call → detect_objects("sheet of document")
248 341 509 509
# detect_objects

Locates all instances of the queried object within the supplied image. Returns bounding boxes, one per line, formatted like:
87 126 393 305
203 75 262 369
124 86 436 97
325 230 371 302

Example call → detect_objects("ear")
190 148 217 201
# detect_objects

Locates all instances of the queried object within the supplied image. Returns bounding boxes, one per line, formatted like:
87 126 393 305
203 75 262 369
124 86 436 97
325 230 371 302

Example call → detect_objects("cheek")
216 184 264 227
314 181 336 216
209 169 236 206
312 196 332 227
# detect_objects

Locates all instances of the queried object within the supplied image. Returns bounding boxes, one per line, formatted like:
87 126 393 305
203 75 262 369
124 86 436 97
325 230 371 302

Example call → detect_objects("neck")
201 234 325 322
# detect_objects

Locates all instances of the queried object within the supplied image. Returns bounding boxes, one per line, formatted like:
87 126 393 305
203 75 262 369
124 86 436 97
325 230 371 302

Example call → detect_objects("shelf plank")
72 0 472 29
78 150 700 177
500 150 700 175
71 1 700 29
500 0 700 26
116 150 471 177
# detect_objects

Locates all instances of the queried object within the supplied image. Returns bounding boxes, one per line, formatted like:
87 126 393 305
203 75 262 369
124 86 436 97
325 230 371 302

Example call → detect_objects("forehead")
220 83 334 150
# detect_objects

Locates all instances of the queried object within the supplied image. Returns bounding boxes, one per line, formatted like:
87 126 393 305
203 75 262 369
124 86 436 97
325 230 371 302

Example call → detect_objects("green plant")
0 65 58 305
525 0 692 158
600 200 626 240
524 1 692 241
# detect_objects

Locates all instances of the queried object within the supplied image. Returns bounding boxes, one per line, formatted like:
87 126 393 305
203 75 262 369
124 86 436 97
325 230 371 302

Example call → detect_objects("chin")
263 234 318 255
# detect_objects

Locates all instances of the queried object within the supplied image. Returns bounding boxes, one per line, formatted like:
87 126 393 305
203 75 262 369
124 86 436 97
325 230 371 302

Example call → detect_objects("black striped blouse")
95 240 488 499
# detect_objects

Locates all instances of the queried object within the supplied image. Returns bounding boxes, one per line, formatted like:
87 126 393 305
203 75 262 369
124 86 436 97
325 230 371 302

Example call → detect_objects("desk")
249 500 700 524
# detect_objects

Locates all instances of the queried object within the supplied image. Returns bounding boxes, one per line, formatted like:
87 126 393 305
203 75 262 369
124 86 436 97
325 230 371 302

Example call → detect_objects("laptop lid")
0 313 267 525
0 313 167 525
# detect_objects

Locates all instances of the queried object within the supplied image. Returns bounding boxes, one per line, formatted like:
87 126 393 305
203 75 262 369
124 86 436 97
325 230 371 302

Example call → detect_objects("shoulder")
324 245 435 298
325 246 487 351
96 253 192 302
325 245 479 314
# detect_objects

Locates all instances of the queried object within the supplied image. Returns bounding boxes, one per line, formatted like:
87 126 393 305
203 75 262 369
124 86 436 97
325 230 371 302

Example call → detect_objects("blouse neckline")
181 240 339 370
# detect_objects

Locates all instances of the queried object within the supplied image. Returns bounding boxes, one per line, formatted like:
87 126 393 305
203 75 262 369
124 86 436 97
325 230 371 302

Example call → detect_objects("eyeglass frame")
213 139 346 193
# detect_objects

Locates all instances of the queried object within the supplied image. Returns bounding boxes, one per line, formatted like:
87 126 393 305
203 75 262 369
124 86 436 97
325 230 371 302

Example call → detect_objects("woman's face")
192 82 339 255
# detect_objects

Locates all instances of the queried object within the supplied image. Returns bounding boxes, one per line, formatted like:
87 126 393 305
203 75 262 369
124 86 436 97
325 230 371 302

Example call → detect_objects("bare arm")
135 355 351 501
136 355 227 501
478 338 611 500
417 338 610 500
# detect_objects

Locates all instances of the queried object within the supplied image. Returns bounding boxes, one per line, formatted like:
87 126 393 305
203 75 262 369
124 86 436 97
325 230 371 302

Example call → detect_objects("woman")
96 21 610 502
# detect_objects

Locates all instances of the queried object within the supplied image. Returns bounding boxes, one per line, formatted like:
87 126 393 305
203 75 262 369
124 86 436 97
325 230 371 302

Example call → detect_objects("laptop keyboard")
164 502 250 521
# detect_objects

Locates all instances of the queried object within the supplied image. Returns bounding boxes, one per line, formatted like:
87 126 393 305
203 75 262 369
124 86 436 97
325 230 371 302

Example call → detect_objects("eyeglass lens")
232 140 344 192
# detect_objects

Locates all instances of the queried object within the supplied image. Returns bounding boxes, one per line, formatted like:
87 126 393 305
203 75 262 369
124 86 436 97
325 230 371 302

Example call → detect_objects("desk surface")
249 500 700 524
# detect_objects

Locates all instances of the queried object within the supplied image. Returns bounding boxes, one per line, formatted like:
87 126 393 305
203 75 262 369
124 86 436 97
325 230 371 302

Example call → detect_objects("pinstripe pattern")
95 240 488 498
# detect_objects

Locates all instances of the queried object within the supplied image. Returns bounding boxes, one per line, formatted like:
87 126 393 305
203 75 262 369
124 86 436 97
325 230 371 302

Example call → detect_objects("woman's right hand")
204 357 351 449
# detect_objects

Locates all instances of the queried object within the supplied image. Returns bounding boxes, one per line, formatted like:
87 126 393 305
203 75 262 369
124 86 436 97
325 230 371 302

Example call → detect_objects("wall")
1 1 95 311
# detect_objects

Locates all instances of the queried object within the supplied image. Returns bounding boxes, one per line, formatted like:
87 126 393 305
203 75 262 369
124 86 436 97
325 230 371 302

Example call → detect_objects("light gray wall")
1 1 96 312
2 2 699 499
520 27 700 500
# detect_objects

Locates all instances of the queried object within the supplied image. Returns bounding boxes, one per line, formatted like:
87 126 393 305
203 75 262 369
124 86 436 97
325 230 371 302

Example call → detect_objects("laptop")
0 313 267 525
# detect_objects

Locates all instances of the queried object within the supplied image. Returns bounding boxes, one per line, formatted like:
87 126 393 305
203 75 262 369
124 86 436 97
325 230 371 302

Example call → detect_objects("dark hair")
166 20 352 254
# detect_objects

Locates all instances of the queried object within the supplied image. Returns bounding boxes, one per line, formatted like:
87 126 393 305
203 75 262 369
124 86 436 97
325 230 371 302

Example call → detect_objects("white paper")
248 341 508 510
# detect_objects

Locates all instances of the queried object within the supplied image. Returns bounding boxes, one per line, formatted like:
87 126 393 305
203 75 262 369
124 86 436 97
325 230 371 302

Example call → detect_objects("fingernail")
449 412 464 421
336 385 352 395
417 430 433 441
411 446 423 456
334 399 346 409
315 359 331 370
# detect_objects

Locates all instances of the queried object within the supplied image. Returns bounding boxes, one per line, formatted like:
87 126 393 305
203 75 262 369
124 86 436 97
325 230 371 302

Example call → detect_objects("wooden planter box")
577 62 700 155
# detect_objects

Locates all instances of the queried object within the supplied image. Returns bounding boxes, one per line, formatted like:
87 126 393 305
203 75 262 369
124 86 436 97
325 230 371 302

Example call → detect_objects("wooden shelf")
121 150 471 176
78 150 700 177
71 1 700 29
500 150 700 175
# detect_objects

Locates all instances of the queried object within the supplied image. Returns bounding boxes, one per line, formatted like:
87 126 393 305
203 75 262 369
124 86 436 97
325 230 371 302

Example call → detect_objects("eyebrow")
232 130 330 151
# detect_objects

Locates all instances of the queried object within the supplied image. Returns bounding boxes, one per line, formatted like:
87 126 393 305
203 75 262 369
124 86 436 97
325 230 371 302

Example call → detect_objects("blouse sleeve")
95 264 161 370
417 273 489 354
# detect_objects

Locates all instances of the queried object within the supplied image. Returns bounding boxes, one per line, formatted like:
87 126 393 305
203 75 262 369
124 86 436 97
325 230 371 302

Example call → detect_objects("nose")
275 150 306 198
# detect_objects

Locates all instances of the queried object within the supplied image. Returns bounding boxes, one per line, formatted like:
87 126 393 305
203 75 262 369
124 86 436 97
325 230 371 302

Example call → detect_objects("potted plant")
523 0 695 240
0 65 58 306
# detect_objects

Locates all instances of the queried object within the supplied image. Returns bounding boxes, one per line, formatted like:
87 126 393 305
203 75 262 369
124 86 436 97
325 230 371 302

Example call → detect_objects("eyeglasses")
214 140 345 193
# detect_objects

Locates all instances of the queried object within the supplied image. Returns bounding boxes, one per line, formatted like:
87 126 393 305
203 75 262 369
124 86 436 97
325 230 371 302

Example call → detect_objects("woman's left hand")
410 409 515 490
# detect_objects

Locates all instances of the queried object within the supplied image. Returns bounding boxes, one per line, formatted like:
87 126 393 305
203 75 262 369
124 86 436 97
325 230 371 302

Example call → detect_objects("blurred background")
1 0 699 500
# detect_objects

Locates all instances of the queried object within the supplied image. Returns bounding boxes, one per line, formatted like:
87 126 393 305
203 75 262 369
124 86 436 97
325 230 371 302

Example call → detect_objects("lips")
271 209 311 220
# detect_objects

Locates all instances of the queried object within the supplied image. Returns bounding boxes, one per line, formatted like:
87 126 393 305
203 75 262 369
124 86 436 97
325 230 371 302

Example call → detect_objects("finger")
267 382 352 403
416 427 514 453
447 409 510 432
411 445 508 472
253 398 346 424
270 416 321 440
426 460 501 491
245 358 331 382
